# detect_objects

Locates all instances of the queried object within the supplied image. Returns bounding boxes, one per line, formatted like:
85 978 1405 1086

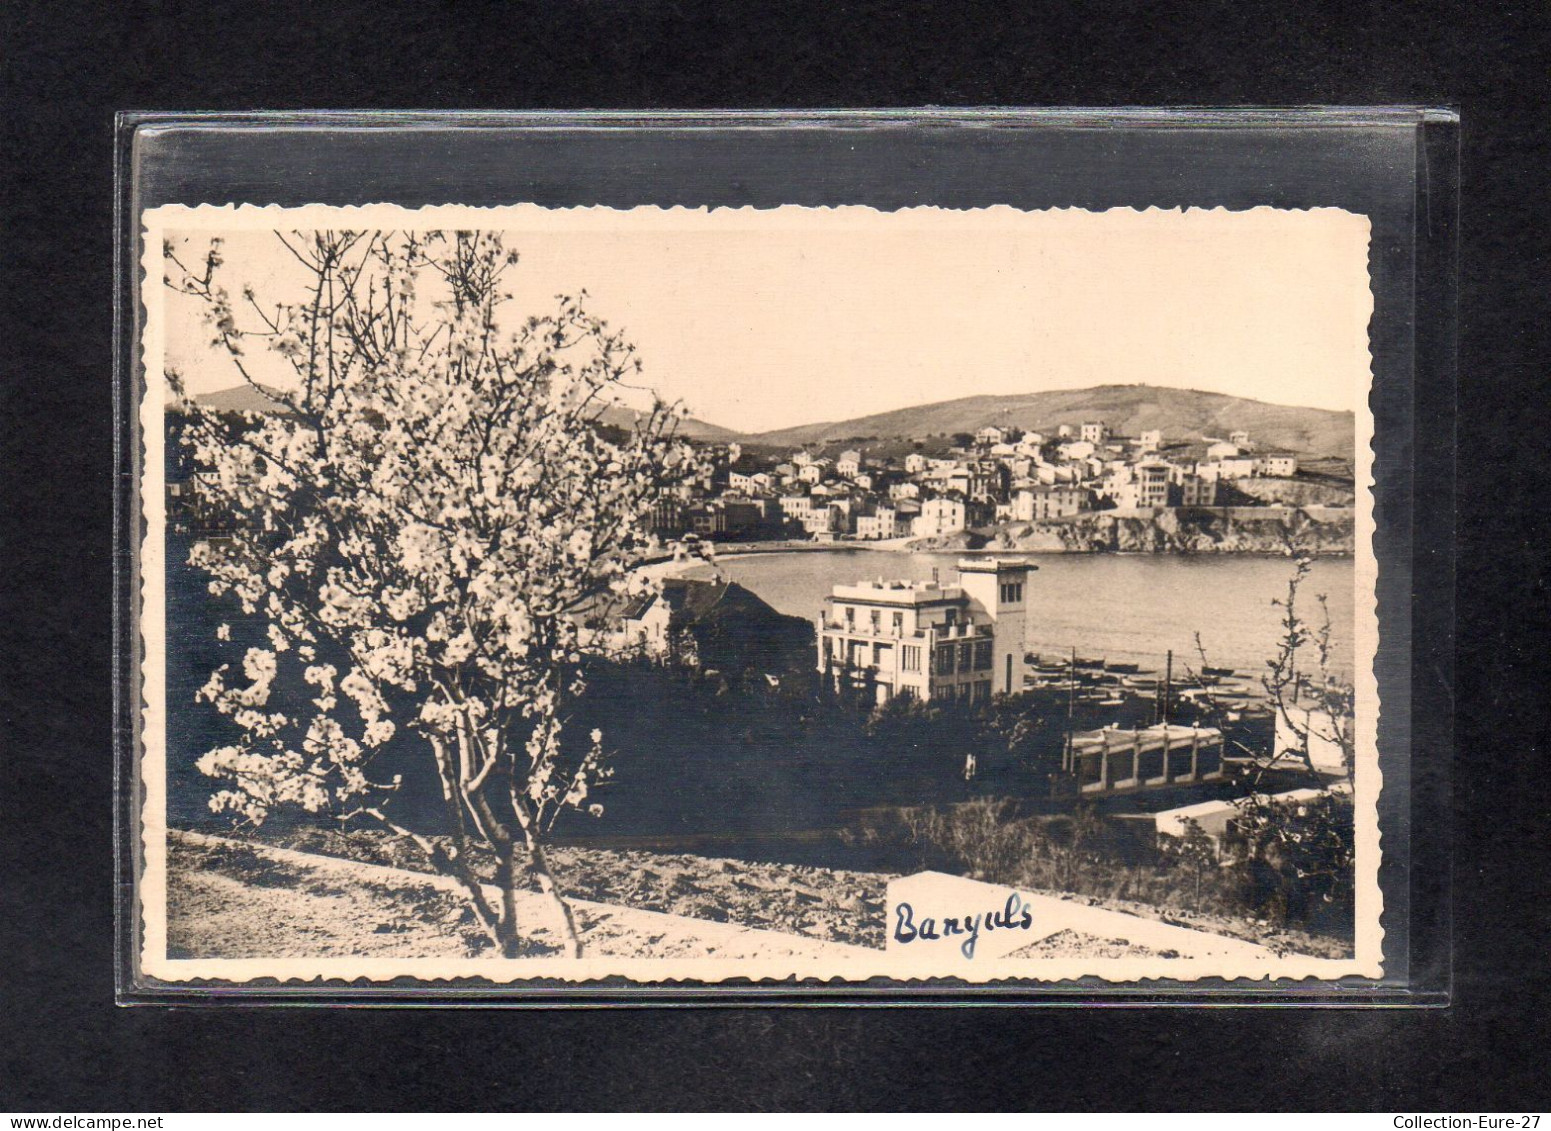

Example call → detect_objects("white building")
1057 439 1096 462
912 496 967 538
1196 456 1257 481
836 450 863 478
1080 421 1109 444
854 504 907 540
1174 473 1218 506
817 559 1034 703
779 494 813 520
1013 486 1094 522
1137 429 1162 452
1257 452 1299 477
801 504 846 537
1274 704 1352 780
1133 459 1173 508
974 425 1007 447
1205 440 1242 460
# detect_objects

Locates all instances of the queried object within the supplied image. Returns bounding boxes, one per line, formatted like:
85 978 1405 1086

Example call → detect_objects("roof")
616 592 659 620
622 577 787 634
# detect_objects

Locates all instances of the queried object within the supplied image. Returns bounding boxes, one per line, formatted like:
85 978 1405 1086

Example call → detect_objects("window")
957 641 974 672
902 645 921 672
935 646 956 676
870 609 881 631
999 581 1024 604
974 640 994 671
844 605 854 627
944 607 957 626
892 611 904 634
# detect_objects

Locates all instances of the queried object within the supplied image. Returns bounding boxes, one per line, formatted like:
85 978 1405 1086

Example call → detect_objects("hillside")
596 404 741 443
741 385 1354 458
188 382 1354 458
188 382 295 414
190 385 737 442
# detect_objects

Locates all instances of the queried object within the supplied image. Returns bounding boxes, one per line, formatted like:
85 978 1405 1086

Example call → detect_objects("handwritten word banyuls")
893 893 1034 959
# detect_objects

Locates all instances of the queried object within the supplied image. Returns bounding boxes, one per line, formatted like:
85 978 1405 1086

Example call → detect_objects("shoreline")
667 539 1355 564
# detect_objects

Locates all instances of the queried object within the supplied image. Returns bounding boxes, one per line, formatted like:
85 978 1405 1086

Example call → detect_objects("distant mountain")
736 385 1354 457
596 404 741 443
189 382 1352 458
189 385 737 442
189 383 295 414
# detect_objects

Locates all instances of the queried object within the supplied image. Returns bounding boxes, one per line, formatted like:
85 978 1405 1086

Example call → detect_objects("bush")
1229 791 1355 932
848 793 1352 940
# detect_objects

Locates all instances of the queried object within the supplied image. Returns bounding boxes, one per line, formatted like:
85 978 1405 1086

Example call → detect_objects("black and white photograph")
136 201 1380 985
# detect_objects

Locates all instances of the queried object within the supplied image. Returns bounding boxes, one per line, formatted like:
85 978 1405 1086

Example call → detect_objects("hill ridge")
190 382 1354 458
729 384 1353 457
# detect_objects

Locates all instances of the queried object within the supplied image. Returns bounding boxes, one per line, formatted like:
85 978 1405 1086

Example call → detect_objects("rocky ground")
231 824 894 949
1007 929 1173 960
175 822 1349 960
169 835 491 959
985 507 1356 554
1045 891 1352 960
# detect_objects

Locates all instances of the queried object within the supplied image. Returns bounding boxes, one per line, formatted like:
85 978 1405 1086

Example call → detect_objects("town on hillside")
645 419 1354 547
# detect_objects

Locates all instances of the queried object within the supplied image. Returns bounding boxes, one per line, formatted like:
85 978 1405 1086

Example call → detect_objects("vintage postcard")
136 202 1381 986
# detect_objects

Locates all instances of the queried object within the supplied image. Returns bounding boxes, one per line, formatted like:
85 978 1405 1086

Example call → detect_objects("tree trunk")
510 794 583 958
363 802 502 953
427 733 504 952
495 841 524 959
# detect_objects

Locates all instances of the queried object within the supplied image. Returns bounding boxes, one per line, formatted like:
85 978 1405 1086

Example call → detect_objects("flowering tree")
1261 554 1357 787
1183 552 1356 789
166 230 694 957
1181 551 1358 926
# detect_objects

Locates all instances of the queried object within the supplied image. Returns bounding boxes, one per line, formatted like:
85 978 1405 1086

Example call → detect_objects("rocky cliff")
954 506 1355 555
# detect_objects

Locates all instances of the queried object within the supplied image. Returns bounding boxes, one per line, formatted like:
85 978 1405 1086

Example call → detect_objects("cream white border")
138 202 1382 986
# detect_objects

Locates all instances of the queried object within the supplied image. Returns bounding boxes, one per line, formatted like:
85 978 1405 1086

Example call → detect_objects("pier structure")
1066 724 1224 796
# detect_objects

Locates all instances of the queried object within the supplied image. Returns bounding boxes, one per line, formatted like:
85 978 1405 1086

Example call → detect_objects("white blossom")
172 230 696 955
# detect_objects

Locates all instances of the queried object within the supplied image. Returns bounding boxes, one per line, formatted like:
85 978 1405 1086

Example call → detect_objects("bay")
683 550 1357 678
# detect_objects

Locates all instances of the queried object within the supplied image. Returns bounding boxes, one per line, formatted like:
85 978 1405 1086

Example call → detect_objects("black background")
3 0 1546 1112
129 115 1437 994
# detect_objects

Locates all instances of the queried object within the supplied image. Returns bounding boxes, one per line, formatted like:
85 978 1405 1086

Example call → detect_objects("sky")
161 206 1373 433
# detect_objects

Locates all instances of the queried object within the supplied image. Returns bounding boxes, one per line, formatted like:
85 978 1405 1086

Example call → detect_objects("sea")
682 549 1357 679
